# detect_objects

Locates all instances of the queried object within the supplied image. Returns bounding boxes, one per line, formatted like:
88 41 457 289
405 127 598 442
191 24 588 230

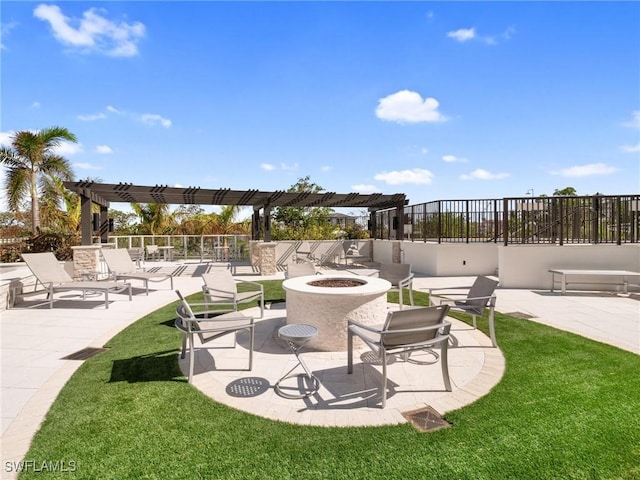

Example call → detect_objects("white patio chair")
347 305 452 408
201 270 264 318
175 290 255 383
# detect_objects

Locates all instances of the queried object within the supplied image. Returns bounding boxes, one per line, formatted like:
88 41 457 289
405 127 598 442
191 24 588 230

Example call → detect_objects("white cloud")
78 112 106 121
550 163 618 177
54 142 83 156
460 169 509 180
32 101 41 109
140 113 171 128
447 28 476 42
374 168 434 185
447 26 514 45
622 110 640 129
620 143 640 153
33 4 145 57
376 90 447 124
0 131 13 147
280 162 299 171
261 163 276 171
1 21 18 50
95 145 113 154
442 154 468 163
321 165 332 172
73 162 101 170
106 105 120 114
351 184 378 193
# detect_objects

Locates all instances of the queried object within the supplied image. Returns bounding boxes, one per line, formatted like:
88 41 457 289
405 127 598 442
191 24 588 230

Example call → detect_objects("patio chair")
347 305 452 408
201 270 264 318
145 244 160 261
341 240 370 265
20 252 132 309
378 263 414 310
175 290 255 383
101 248 173 295
294 241 316 264
285 261 318 279
428 276 499 348
126 247 144 268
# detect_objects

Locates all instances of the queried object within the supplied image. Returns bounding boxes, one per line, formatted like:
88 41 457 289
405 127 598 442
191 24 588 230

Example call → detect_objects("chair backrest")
464 276 499 314
202 270 237 301
381 305 450 348
378 263 412 286
146 245 159 254
101 248 137 274
296 241 312 255
175 290 196 319
21 252 74 284
286 262 316 278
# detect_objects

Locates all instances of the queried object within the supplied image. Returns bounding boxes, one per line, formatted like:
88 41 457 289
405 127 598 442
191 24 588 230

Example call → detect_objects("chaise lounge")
20 252 132 309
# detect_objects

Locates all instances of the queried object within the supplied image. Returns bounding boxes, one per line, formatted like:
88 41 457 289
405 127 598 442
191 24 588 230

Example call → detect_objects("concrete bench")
549 269 640 295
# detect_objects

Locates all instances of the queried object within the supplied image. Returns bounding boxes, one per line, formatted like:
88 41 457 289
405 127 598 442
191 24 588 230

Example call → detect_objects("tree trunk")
30 170 39 233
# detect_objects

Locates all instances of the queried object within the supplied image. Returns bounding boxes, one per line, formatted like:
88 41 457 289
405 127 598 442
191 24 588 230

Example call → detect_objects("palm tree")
0 127 77 233
130 202 173 235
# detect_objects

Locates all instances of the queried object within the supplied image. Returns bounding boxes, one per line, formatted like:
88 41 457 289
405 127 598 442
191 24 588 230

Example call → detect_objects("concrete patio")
1 261 638 479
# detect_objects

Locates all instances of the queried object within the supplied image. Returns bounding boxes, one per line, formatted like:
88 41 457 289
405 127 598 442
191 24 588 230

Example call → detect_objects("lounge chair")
100 248 173 295
201 270 264 318
347 305 452 408
378 263 414 309
175 290 255 383
428 276 499 347
20 252 131 309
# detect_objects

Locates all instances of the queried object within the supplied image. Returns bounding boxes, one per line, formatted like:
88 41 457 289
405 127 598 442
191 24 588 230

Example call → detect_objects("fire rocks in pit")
307 278 366 288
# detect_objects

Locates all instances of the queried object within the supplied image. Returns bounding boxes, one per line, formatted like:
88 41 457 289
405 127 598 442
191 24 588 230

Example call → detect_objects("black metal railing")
369 194 640 245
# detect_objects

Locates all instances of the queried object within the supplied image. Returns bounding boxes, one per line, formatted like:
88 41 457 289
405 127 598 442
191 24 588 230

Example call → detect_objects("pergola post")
263 204 272 242
80 193 93 245
395 203 404 240
99 205 109 244
252 208 261 240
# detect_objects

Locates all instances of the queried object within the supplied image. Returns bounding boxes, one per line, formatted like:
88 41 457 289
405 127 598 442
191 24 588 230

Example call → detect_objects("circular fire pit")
283 274 392 351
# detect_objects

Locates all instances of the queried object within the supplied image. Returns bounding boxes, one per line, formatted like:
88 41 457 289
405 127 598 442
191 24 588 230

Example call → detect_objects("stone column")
256 242 277 275
391 240 402 263
72 245 103 279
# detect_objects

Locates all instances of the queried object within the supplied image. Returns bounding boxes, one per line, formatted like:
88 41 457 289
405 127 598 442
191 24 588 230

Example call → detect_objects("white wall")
374 240 640 291
498 244 640 289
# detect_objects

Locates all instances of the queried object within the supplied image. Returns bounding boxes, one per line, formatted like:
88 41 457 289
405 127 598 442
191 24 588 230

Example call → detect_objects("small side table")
275 324 319 399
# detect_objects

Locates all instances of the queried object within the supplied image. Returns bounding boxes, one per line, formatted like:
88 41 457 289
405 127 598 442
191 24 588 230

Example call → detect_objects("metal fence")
106 234 252 261
371 194 640 245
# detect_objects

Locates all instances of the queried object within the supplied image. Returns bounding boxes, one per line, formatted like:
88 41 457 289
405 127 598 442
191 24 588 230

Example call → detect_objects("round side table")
274 324 319 399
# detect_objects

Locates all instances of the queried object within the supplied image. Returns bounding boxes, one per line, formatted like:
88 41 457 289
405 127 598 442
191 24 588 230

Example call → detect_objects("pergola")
63 181 408 244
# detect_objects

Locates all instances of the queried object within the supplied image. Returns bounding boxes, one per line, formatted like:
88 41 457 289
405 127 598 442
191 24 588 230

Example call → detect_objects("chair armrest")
398 274 414 288
347 319 382 334
236 279 264 292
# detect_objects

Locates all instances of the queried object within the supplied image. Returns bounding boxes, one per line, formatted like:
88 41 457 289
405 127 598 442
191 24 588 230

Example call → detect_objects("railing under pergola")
63 181 408 245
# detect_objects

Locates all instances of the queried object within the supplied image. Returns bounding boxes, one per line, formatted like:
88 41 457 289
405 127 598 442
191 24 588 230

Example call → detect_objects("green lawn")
20 282 640 479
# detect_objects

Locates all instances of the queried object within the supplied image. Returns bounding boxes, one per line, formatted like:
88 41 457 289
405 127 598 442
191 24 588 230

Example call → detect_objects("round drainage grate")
225 377 271 397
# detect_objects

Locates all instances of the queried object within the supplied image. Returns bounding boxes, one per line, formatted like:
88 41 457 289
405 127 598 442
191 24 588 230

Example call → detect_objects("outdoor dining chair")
285 261 318 278
377 262 415 309
428 276 499 347
347 305 452 408
175 290 255 383
201 270 265 318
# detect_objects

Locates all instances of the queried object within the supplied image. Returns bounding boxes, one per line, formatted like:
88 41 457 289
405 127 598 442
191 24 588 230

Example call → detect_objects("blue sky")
1 1 639 214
